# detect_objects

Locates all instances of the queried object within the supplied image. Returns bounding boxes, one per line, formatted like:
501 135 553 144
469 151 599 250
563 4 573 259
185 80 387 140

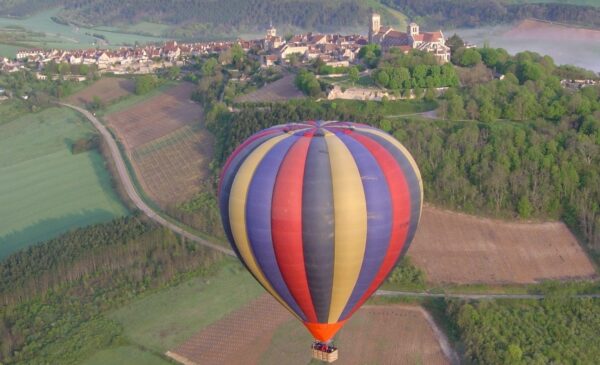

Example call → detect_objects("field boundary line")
60 102 235 257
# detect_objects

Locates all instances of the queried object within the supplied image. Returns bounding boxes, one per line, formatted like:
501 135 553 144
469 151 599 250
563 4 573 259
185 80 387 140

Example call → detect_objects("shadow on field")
0 209 117 261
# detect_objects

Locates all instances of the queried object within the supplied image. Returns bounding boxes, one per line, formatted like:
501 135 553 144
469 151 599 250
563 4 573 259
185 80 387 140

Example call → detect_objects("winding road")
60 103 235 256
62 103 599 302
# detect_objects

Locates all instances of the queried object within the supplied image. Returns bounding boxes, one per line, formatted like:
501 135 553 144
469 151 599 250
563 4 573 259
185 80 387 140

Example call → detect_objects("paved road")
61 103 235 257
63 102 599 301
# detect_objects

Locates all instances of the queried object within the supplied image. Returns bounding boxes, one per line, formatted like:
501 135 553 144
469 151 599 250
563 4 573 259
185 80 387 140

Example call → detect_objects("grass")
0 107 128 259
108 260 263 352
81 346 173 365
0 99 28 124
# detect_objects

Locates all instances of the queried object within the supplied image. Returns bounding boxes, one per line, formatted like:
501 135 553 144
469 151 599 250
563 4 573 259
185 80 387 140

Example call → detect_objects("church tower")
368 12 381 43
266 21 277 38
408 22 419 36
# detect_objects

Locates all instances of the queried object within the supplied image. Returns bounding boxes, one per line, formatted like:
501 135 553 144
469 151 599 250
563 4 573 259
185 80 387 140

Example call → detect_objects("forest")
447 297 600 364
373 49 460 92
382 0 600 29
1 0 370 38
0 216 223 364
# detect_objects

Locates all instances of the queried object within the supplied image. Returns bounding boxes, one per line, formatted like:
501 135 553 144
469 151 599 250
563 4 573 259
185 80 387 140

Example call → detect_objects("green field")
0 107 128 259
0 9 165 57
108 260 263 352
81 346 172 365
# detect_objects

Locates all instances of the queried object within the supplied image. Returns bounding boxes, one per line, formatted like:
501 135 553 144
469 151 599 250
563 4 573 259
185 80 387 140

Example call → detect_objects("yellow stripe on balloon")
355 127 423 218
324 131 368 323
228 133 300 319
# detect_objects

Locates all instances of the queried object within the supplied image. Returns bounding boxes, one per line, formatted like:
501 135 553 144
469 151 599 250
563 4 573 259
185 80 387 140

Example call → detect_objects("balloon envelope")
218 121 422 342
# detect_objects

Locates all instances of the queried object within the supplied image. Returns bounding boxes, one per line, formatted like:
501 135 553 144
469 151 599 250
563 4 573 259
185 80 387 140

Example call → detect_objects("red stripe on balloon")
343 132 411 318
271 132 318 323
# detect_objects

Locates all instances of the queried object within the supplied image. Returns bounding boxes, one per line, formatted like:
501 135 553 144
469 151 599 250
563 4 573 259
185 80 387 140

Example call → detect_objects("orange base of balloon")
304 320 347 342
312 348 339 363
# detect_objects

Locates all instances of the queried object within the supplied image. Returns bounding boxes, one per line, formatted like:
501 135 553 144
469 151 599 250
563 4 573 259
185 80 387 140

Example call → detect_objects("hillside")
381 0 600 29
0 0 376 39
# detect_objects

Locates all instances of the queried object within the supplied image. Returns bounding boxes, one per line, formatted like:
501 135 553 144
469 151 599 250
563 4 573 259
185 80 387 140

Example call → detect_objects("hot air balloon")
218 121 422 361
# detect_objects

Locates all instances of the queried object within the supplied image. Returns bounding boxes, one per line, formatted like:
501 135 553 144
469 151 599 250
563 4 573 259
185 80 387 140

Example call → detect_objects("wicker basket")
311 348 339 363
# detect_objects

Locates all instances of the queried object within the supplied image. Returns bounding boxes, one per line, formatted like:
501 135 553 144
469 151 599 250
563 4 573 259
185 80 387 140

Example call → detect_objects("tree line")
447 296 600 364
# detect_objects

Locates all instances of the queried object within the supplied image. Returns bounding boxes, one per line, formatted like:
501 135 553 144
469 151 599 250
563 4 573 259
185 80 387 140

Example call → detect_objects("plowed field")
408 206 597 284
105 82 211 205
66 77 135 106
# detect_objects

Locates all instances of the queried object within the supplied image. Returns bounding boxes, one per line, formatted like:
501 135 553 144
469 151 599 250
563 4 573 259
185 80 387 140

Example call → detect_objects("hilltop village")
0 14 451 78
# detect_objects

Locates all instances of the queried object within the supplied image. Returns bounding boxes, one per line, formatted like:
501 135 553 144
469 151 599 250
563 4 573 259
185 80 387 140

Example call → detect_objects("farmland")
106 83 203 149
105 82 211 206
0 107 128 259
408 206 597 285
108 261 263 353
66 77 135 107
168 295 451 365
235 74 305 103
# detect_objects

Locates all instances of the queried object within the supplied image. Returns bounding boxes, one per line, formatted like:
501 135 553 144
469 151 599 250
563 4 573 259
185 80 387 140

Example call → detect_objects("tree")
375 70 390 88
202 58 218 76
446 34 464 54
348 66 359 85
358 44 381 68
167 66 181 80
518 61 544 83
459 49 482 67
518 196 533 218
135 75 157 95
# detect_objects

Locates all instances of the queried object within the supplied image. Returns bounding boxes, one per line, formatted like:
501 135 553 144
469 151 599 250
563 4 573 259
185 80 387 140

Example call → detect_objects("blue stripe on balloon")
219 130 284 267
244 133 307 321
334 131 393 320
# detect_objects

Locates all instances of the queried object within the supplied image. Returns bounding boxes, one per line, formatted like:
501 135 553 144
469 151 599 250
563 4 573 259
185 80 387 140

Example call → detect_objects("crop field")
0 107 128 259
66 77 135 107
131 124 213 206
168 296 450 365
109 261 263 353
105 82 210 205
235 74 304 103
407 206 597 284
106 82 202 149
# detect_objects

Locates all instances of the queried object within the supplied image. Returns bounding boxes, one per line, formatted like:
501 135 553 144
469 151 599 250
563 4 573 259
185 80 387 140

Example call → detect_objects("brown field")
131 125 213 206
408 206 598 284
105 82 211 205
167 295 451 365
66 77 134 106
106 82 203 149
235 74 304 103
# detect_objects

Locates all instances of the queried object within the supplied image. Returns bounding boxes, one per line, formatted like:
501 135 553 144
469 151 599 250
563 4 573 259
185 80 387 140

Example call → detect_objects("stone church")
368 13 451 63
